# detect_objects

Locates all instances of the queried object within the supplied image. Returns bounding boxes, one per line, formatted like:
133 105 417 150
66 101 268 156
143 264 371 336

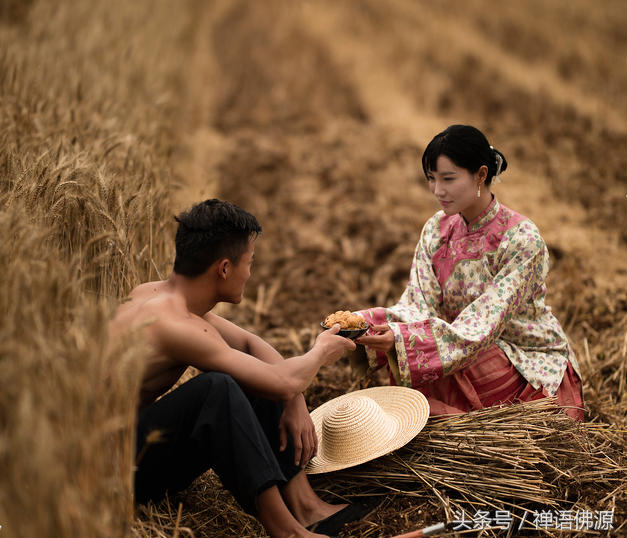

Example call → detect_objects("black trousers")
135 372 302 515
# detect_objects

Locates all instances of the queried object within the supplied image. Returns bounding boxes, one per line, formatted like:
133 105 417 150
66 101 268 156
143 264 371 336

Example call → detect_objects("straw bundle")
310 398 626 537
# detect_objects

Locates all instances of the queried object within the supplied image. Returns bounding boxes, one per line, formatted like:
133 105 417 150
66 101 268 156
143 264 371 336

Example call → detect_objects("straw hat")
306 386 430 474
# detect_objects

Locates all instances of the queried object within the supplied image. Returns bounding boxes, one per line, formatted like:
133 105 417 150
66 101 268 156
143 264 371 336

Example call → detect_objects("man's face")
226 238 255 304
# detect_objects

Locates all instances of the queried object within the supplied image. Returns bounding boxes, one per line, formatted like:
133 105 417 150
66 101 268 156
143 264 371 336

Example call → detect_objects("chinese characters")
452 508 614 532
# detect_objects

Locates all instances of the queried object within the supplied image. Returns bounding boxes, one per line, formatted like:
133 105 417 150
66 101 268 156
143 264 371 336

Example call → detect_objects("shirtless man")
110 199 363 538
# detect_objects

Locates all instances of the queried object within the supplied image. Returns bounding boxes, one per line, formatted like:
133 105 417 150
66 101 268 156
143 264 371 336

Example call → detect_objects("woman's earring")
477 184 481 198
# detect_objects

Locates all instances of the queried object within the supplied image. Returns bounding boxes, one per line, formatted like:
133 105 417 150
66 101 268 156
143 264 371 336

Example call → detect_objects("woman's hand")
355 323 395 353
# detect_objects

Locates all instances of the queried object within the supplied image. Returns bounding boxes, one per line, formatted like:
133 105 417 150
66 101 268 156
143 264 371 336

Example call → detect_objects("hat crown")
307 386 430 474
322 396 397 462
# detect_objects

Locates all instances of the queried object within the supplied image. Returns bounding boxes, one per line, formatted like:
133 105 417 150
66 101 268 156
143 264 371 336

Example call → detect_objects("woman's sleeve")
353 220 549 388
348 215 445 380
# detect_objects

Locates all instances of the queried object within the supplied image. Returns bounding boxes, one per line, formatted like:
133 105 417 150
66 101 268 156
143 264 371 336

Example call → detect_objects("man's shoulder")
113 283 193 330
127 281 174 301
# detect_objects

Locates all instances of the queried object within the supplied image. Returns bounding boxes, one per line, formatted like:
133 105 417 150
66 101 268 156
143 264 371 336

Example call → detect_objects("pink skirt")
415 344 585 421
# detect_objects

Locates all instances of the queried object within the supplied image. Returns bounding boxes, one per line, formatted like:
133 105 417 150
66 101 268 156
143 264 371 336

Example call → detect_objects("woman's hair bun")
422 125 508 186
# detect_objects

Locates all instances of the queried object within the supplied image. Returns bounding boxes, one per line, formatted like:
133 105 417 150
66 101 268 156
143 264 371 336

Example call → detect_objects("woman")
351 125 584 421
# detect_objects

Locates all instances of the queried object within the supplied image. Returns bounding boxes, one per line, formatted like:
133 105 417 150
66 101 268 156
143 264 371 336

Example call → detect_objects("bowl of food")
321 310 369 340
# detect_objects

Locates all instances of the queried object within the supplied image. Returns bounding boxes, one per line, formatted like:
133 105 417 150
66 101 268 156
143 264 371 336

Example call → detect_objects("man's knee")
193 371 248 406
195 371 237 388
193 371 238 390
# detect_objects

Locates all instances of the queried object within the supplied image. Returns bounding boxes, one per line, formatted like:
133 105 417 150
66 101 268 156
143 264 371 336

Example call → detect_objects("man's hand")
316 324 357 365
355 323 395 353
279 393 318 468
276 325 356 467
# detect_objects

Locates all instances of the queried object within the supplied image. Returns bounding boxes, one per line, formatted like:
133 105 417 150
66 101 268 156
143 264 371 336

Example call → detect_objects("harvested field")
0 0 625 537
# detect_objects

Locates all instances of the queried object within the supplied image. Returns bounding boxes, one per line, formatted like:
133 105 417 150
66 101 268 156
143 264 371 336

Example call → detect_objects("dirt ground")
175 0 627 320
167 0 627 351
156 0 627 536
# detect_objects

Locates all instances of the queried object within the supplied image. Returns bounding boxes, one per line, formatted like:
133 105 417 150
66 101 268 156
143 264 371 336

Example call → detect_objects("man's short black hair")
173 199 262 278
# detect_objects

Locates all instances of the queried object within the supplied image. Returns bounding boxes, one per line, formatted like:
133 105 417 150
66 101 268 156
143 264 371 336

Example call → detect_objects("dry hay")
132 473 265 538
311 399 626 537
131 396 626 538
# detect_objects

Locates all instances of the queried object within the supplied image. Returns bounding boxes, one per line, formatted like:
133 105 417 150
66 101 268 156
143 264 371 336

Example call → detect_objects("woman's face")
426 155 489 222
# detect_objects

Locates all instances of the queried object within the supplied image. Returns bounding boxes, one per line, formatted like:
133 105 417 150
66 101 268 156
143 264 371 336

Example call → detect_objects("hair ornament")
490 146 503 184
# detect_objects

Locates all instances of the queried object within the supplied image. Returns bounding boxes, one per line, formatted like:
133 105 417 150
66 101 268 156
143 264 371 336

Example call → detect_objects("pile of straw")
129 394 625 538
312 399 625 536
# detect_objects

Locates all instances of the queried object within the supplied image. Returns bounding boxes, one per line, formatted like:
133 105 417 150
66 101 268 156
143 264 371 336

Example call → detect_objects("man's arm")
203 312 285 365
150 313 354 403
203 312 326 467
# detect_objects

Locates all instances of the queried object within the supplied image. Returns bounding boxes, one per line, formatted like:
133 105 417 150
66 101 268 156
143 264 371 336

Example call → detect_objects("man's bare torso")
111 281 200 409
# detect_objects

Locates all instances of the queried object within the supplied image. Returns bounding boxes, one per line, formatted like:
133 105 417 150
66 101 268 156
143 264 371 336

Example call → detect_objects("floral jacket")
351 197 580 396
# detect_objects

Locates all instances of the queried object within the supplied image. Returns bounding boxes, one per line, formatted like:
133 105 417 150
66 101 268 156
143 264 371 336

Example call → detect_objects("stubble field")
1 0 626 537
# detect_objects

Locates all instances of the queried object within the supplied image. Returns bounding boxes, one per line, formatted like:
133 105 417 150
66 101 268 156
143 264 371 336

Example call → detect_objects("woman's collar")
462 195 499 232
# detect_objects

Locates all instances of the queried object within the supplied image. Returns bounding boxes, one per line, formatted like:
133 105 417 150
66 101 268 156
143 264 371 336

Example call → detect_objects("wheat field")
1 0 626 537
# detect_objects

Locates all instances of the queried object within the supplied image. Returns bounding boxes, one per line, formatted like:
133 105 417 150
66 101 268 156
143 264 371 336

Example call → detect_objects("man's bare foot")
280 471 348 528
301 502 347 530
305 503 372 536
280 471 372 533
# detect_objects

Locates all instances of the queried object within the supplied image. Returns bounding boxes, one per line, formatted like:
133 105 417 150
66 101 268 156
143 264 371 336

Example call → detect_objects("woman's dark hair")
173 199 262 278
421 125 508 186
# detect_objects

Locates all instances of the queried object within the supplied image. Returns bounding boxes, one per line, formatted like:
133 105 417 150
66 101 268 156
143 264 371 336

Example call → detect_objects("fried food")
323 310 366 330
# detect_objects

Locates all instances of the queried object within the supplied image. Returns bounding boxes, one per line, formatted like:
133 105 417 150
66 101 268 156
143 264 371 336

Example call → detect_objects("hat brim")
306 386 430 474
